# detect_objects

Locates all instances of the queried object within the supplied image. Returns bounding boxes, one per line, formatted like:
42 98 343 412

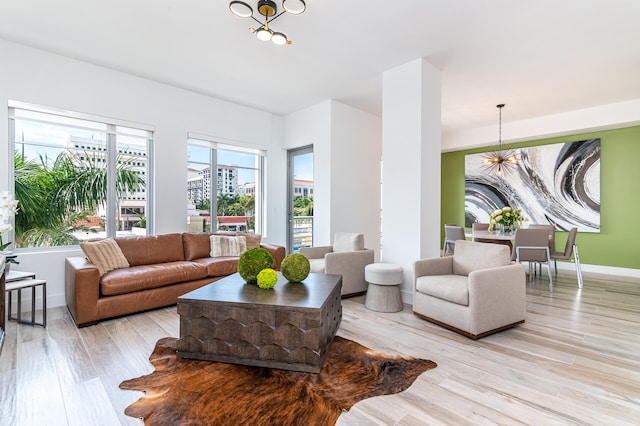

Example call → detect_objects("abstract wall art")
465 139 601 232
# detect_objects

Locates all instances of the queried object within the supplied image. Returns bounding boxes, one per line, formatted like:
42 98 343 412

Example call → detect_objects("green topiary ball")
281 253 311 283
238 247 274 284
257 268 278 289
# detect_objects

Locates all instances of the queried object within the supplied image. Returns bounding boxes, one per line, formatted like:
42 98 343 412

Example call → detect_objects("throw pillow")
210 235 247 257
80 238 130 277
333 232 364 252
237 232 262 250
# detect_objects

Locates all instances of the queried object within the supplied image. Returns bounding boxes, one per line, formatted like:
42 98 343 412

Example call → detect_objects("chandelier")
482 104 518 176
229 0 306 45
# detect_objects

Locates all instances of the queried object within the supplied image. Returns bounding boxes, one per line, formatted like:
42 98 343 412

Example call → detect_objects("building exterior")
187 165 239 203
294 179 314 198
71 136 147 231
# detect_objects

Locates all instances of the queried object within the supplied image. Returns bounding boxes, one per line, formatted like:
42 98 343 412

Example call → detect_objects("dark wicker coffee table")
176 272 342 373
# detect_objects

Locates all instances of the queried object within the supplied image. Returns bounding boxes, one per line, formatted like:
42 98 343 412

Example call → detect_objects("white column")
381 58 441 304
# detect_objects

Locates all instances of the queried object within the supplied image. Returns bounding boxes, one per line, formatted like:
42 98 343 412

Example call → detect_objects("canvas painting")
465 139 601 232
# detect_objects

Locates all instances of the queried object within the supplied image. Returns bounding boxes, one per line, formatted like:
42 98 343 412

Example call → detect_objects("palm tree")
293 196 314 216
226 204 244 216
217 193 234 215
14 149 145 247
195 198 210 211
238 195 255 216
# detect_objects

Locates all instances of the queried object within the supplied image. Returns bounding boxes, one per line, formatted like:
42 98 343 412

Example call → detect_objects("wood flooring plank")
0 369 17 424
144 306 180 337
62 377 122 426
78 322 148 426
14 336 68 426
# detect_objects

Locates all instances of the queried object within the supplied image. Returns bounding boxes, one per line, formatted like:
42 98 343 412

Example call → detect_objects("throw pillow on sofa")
80 238 130 276
210 235 247 257
237 232 262 250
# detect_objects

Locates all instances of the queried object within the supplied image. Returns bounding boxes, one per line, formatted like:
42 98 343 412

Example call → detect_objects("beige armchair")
413 240 526 339
299 232 374 298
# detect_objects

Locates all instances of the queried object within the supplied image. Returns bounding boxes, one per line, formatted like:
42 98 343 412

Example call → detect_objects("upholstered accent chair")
299 232 375 297
413 240 526 339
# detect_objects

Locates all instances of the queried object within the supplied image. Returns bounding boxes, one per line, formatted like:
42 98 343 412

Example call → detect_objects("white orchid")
0 191 19 251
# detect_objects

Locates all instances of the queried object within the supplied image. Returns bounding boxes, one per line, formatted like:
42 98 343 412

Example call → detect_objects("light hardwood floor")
1 270 639 425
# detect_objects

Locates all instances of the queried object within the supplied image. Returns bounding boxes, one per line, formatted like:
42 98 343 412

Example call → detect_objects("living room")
1 1 640 425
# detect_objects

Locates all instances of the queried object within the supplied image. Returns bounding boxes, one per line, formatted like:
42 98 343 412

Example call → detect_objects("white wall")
0 39 287 309
283 101 332 246
282 101 382 256
443 98 640 151
330 101 381 259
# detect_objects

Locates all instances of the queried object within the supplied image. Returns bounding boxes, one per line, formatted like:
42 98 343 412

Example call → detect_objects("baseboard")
555 261 640 279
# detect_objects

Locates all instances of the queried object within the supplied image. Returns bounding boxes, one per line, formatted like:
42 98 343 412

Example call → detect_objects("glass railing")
292 216 313 252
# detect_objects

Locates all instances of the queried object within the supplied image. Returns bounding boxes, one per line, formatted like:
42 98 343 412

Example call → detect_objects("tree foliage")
293 196 314 216
14 150 145 247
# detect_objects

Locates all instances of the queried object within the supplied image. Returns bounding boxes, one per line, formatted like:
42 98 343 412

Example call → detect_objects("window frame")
187 134 266 235
8 101 154 251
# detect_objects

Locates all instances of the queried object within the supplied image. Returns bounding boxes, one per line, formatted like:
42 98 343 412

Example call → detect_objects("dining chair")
442 225 466 256
528 224 555 252
471 222 491 243
550 227 583 289
528 224 555 276
472 223 489 231
512 228 553 291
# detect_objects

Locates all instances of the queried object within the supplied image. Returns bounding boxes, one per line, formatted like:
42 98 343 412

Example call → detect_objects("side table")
364 263 404 313
5 270 46 327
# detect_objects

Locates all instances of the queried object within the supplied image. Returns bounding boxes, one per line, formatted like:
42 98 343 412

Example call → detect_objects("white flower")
0 192 19 218
0 223 12 234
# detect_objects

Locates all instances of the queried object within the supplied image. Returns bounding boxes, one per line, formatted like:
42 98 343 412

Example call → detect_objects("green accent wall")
441 125 640 270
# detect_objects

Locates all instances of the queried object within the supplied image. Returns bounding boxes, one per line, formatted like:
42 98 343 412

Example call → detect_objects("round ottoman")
364 263 404 312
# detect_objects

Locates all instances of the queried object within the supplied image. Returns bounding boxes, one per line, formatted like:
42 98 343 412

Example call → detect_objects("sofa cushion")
192 257 240 277
210 235 247 257
416 275 469 306
183 233 212 261
80 238 130 276
116 234 185 266
308 258 325 273
452 240 511 276
333 232 364 253
237 232 262 250
100 261 208 296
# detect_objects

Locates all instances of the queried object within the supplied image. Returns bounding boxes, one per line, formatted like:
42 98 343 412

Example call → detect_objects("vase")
498 224 515 235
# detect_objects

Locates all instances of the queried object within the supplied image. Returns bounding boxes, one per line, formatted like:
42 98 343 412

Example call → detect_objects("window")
9 102 153 248
187 137 265 234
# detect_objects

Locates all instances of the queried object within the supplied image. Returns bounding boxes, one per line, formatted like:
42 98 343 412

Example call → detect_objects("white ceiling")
1 0 639 136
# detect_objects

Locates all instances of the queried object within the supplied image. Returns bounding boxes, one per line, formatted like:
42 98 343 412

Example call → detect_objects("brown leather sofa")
65 232 285 327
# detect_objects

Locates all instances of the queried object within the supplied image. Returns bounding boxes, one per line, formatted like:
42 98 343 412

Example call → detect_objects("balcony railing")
292 216 313 252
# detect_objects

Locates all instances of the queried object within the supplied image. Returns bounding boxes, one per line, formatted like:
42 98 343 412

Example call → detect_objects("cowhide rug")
120 336 436 425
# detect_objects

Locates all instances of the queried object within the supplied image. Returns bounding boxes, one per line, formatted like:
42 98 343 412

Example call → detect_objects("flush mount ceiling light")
482 104 518 177
229 0 306 45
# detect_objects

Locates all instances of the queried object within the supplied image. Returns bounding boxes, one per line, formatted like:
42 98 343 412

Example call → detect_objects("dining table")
465 230 515 249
